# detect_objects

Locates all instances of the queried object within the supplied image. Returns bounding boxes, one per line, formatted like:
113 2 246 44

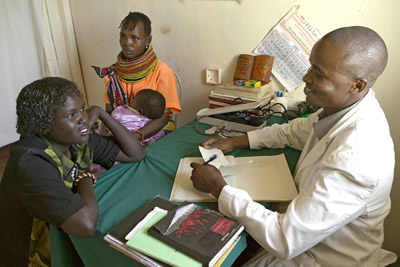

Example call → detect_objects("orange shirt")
104 60 181 113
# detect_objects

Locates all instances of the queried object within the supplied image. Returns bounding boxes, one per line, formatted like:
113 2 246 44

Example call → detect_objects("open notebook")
170 148 298 202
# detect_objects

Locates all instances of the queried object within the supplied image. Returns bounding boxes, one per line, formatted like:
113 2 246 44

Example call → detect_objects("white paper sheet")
199 146 230 168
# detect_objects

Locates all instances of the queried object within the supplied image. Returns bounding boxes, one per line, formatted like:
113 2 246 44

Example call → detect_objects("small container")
271 91 288 112
245 80 261 88
233 80 247 86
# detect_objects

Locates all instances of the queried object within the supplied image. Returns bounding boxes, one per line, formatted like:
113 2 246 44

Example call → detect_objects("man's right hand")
190 162 227 199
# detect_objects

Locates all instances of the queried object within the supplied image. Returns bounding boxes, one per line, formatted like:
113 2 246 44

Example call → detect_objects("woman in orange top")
94 12 181 140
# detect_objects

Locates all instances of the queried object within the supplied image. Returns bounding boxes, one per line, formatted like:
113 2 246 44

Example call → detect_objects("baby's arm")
134 112 169 140
87 106 145 162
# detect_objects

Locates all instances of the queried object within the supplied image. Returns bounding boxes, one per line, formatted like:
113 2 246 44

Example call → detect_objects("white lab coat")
218 90 396 266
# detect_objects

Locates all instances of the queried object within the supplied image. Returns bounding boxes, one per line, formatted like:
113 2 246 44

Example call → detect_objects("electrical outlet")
206 68 222 84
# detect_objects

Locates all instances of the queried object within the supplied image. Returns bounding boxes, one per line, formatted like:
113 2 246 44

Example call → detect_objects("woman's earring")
145 45 149 50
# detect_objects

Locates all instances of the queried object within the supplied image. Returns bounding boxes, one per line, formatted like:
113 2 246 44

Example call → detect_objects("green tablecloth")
51 119 301 266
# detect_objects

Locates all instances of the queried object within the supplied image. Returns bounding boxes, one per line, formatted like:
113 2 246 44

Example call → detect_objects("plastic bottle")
270 91 288 112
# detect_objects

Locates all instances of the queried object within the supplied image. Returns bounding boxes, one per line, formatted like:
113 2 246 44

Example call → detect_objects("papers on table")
170 147 298 202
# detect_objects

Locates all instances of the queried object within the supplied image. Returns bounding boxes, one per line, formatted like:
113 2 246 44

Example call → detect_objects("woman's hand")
86 106 103 130
91 170 102 181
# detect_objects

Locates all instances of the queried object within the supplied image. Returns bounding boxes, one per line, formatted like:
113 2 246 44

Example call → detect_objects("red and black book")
148 202 244 266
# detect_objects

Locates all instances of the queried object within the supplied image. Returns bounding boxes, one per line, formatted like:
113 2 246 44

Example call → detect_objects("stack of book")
103 196 176 267
104 196 244 267
208 53 275 109
209 81 274 109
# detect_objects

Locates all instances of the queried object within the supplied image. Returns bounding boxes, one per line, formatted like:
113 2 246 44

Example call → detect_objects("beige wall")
69 0 400 255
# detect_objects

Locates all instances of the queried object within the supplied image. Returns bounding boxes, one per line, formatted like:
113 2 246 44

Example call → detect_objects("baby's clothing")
112 105 165 146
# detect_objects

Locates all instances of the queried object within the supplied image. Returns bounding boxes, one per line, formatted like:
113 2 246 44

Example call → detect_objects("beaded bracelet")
135 130 144 142
74 172 97 187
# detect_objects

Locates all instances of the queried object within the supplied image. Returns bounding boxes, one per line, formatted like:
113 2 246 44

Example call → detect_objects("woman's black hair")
119 11 152 36
16 77 83 137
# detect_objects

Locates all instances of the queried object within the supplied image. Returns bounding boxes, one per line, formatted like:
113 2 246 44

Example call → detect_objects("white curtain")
0 0 85 147
42 0 86 92
0 0 44 147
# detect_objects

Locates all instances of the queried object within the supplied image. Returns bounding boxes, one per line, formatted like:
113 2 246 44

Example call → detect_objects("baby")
112 89 166 146
93 89 166 174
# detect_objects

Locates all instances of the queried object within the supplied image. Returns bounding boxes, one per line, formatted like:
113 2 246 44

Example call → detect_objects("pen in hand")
203 154 218 165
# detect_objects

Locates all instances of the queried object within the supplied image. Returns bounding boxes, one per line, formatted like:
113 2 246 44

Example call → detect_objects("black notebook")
103 195 177 267
148 202 244 266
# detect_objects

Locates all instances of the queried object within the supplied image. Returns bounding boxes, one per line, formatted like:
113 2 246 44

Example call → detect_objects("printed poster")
254 6 321 91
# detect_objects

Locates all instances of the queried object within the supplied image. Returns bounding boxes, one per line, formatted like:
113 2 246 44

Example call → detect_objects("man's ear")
351 78 367 94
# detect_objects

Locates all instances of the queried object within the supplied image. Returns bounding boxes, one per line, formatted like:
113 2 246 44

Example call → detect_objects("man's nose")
303 67 312 83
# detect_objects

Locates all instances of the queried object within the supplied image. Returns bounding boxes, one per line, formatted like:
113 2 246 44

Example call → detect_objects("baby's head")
129 89 166 119
16 77 83 137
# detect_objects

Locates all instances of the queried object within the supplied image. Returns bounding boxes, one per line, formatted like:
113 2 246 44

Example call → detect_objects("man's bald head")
321 26 388 88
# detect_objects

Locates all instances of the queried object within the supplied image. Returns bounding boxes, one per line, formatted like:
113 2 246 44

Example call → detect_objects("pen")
203 154 217 165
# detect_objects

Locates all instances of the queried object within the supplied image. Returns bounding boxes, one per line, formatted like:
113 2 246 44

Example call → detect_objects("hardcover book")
233 54 274 82
208 95 252 105
212 81 273 100
148 202 244 266
208 95 252 109
215 80 272 93
209 91 272 102
208 101 231 109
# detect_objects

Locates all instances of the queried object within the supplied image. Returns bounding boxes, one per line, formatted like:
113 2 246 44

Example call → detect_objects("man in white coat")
190 26 396 266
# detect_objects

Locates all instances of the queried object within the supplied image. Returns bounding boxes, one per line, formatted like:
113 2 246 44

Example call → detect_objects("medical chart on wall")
254 6 321 92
